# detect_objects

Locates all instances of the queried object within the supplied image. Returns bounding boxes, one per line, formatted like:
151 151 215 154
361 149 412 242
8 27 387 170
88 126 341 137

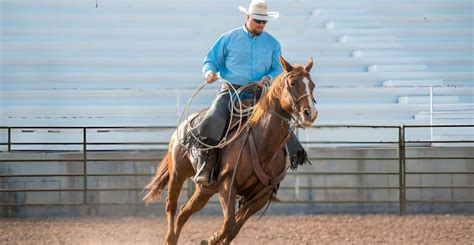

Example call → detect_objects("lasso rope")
177 78 267 151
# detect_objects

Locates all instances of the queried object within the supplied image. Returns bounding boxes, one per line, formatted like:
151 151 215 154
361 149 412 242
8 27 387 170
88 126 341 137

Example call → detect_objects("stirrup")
194 175 209 185
193 154 211 185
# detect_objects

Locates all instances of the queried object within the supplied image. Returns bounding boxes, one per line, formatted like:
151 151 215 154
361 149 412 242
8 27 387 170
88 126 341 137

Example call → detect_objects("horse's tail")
143 151 171 205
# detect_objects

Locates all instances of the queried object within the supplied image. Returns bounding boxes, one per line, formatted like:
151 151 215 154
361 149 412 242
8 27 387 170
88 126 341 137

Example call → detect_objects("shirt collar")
242 24 263 38
242 24 251 37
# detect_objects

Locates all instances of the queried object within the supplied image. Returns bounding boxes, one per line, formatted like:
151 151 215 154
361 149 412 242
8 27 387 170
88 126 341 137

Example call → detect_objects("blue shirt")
202 25 283 86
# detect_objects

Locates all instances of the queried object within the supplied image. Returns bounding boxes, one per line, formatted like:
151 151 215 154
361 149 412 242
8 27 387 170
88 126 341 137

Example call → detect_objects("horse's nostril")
303 109 310 117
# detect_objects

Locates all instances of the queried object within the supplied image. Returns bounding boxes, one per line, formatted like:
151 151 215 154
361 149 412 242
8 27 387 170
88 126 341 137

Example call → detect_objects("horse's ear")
305 57 313 72
279 56 293 72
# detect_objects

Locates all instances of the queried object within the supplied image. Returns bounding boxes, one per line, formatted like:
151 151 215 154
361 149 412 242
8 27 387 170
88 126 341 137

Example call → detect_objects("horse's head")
279 56 318 127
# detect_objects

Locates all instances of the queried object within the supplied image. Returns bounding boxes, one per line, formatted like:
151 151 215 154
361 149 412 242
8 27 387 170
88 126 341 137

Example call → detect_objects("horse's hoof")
200 240 208 245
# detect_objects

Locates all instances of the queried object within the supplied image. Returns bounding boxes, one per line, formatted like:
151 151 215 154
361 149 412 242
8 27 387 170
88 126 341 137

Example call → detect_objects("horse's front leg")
206 177 237 245
222 190 273 244
175 185 214 240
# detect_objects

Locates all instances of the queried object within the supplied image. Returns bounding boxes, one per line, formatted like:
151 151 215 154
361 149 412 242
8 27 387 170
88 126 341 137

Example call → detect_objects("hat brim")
238 6 279 21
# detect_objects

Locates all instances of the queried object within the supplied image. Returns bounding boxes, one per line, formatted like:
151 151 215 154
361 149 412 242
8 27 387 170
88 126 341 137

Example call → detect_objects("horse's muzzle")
300 108 318 127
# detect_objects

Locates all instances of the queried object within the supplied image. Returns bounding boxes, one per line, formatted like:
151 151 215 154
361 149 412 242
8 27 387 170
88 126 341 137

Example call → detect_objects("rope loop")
177 78 267 151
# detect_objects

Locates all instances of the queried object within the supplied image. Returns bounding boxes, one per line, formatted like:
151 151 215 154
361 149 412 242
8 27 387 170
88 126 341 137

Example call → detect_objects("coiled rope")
177 78 267 151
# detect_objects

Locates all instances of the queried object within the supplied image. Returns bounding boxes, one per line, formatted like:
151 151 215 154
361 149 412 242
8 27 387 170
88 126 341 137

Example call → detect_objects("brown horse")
144 56 317 245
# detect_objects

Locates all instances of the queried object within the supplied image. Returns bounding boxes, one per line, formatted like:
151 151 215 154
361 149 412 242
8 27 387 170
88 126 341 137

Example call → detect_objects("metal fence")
0 125 473 215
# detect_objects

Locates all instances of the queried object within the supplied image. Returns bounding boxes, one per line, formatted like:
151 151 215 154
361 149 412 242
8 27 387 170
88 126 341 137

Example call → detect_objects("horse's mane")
249 72 285 125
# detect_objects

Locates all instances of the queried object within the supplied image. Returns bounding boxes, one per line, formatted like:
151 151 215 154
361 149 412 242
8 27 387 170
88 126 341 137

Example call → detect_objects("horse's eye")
289 80 296 87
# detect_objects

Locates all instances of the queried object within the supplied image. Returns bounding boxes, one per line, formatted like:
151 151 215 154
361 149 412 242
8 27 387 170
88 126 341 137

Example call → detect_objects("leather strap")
248 130 290 187
248 131 271 186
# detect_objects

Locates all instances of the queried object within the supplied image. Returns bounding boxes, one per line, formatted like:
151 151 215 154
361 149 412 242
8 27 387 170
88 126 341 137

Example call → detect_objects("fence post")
429 87 434 142
7 128 11 152
398 126 406 215
83 128 88 205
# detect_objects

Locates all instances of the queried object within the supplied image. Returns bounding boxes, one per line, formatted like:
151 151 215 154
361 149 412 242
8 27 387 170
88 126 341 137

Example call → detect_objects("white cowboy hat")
238 0 279 21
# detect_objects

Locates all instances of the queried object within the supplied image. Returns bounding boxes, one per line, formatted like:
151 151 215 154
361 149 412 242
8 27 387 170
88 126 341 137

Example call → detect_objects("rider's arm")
202 34 228 80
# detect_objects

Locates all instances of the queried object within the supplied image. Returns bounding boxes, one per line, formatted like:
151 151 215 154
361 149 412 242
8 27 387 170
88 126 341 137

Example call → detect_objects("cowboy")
187 0 307 186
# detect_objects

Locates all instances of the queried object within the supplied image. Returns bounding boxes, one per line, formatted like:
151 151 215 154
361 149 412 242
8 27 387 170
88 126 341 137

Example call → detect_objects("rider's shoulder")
216 27 242 41
227 27 245 36
263 31 279 42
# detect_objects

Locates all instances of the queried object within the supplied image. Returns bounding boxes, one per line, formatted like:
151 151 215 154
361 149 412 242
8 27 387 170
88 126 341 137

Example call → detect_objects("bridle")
278 72 317 128
283 72 316 106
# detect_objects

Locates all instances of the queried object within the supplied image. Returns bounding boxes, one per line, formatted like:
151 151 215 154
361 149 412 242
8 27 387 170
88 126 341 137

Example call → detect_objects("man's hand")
205 72 219 84
258 76 271 89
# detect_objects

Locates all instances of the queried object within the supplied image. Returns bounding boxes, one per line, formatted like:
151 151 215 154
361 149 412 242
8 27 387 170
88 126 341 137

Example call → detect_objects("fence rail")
1 125 473 214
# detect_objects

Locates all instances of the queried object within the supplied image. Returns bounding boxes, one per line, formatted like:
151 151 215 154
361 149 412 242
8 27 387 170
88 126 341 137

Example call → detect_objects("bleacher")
1 0 473 138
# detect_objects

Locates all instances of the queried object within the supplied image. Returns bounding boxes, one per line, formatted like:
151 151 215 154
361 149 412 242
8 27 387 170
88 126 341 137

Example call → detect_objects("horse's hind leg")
174 186 214 239
165 172 186 245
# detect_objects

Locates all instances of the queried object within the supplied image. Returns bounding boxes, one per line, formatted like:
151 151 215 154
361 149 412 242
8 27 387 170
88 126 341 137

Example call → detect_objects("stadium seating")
1 0 473 139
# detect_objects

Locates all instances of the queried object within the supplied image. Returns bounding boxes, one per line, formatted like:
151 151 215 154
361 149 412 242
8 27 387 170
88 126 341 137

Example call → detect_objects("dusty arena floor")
1 215 472 244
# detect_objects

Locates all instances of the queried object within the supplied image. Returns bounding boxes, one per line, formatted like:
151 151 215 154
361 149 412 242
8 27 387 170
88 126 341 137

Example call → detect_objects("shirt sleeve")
202 34 227 79
266 41 283 81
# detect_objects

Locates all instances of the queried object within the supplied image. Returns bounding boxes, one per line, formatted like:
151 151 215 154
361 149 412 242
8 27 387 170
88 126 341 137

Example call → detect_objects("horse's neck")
252 101 291 157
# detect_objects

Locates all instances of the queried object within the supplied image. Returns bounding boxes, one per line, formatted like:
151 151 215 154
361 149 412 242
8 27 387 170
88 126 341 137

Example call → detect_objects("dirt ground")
1 215 472 244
